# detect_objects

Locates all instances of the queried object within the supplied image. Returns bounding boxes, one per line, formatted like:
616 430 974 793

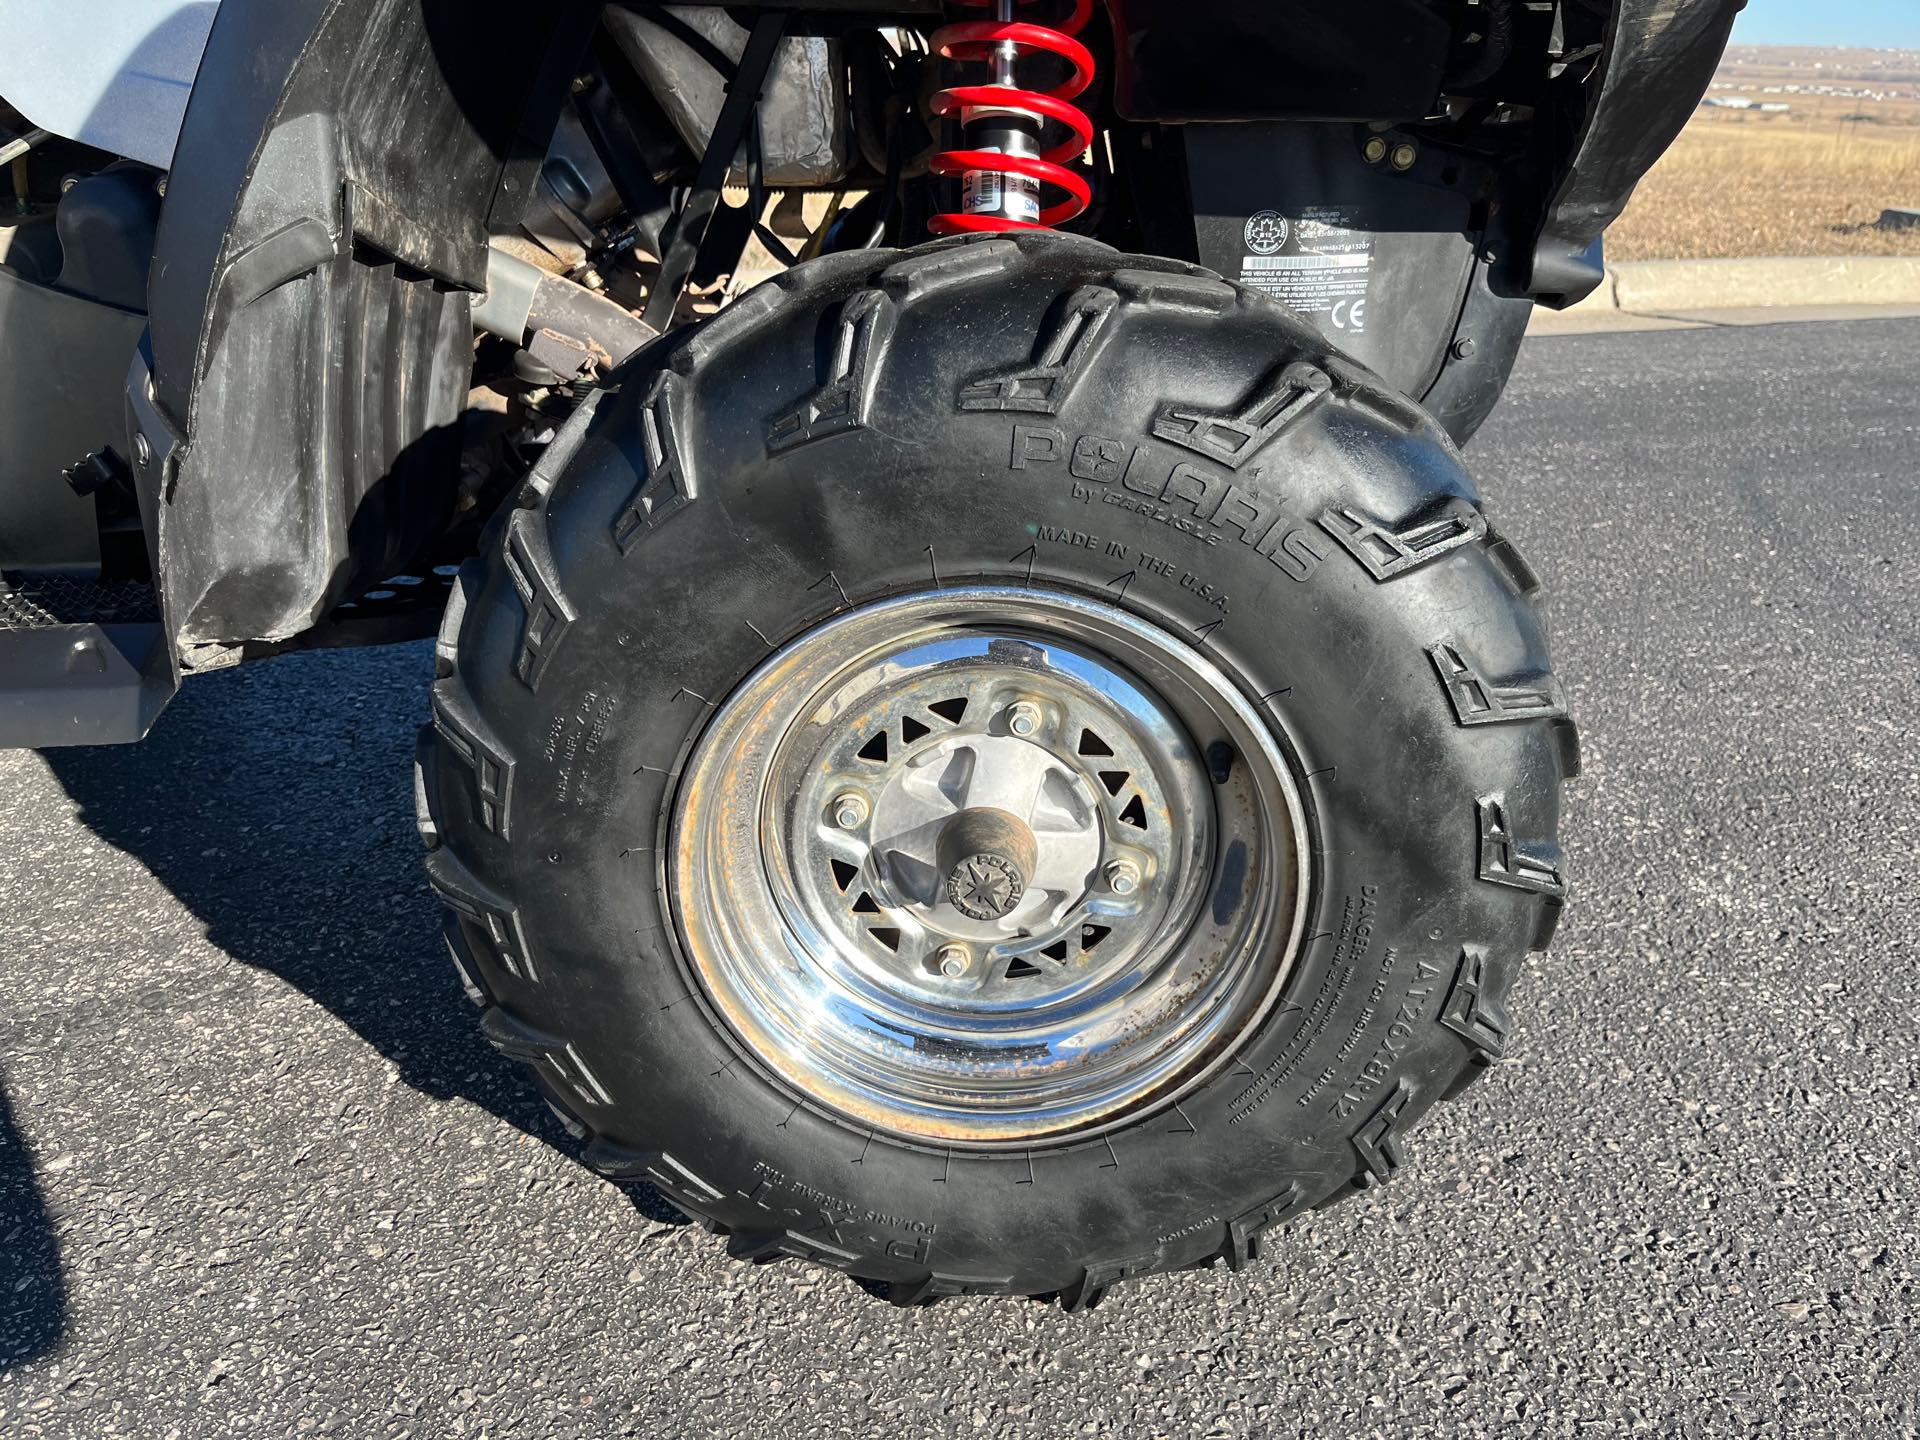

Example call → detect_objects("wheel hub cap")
939 807 1034 922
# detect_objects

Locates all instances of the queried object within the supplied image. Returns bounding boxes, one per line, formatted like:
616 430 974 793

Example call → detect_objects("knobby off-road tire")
417 234 1578 1310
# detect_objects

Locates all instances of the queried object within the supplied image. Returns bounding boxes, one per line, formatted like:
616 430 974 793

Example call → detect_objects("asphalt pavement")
2 317 1916 1437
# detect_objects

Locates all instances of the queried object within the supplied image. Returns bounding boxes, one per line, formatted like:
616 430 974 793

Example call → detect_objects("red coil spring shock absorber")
927 0 1096 234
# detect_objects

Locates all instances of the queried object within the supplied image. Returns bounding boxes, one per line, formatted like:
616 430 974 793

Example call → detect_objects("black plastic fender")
135 0 601 647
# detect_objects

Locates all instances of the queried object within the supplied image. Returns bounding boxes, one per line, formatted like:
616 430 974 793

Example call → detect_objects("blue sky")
1733 0 1920 48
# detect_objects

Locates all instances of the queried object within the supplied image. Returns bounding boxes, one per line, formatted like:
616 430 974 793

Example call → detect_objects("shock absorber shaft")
964 0 1043 227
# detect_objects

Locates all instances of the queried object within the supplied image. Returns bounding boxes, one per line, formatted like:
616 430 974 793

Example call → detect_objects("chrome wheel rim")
670 586 1311 1146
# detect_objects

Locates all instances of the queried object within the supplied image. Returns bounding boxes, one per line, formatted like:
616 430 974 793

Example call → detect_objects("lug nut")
1006 700 1043 738
831 791 869 829
1104 858 1141 896
935 943 970 978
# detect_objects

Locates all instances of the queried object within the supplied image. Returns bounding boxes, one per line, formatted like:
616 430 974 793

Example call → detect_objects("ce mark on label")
1330 297 1368 332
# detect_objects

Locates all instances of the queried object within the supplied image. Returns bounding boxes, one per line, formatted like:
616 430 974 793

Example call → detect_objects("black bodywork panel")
1106 0 1456 123
1184 124 1528 443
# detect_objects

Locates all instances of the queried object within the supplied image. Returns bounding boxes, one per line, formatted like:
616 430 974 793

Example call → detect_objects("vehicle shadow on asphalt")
0 1087 65 1369
41 643 688 1232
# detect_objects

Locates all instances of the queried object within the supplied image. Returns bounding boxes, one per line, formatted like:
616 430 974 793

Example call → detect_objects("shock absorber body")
928 0 1095 234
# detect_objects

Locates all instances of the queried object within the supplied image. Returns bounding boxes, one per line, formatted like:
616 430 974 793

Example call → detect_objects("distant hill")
1718 45 1920 95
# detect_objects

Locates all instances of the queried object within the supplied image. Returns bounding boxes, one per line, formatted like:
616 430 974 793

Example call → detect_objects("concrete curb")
1559 255 1920 316
1527 301 1920 335
1525 256 1920 334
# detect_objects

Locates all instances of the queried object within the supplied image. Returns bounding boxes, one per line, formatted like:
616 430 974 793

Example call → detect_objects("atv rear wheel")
419 233 1577 1309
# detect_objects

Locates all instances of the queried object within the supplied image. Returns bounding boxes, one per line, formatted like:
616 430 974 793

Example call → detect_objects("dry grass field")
1608 46 1920 261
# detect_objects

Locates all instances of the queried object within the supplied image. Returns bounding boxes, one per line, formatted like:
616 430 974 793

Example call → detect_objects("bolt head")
1006 700 1043 738
936 944 970 978
1363 136 1389 164
1104 859 1141 896
1390 143 1418 172
831 792 868 829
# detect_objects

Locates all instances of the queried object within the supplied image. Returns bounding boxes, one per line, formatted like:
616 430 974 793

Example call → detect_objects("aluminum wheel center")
863 729 1106 956
669 586 1312 1147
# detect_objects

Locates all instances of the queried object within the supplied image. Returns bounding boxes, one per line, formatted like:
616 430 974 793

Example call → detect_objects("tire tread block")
1319 498 1488 581
612 371 697 551
1352 1077 1414 1186
958 285 1118 415
767 290 896 452
425 849 538 984
1440 946 1509 1060
1476 794 1568 898
501 505 573 691
1152 361 1331 471
429 680 515 838
878 239 1021 300
1059 1249 1163 1314
1427 640 1567 727
1224 1182 1308 1271
480 1008 612 1113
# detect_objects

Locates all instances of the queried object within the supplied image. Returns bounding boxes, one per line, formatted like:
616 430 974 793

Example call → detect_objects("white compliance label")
1240 207 1374 333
